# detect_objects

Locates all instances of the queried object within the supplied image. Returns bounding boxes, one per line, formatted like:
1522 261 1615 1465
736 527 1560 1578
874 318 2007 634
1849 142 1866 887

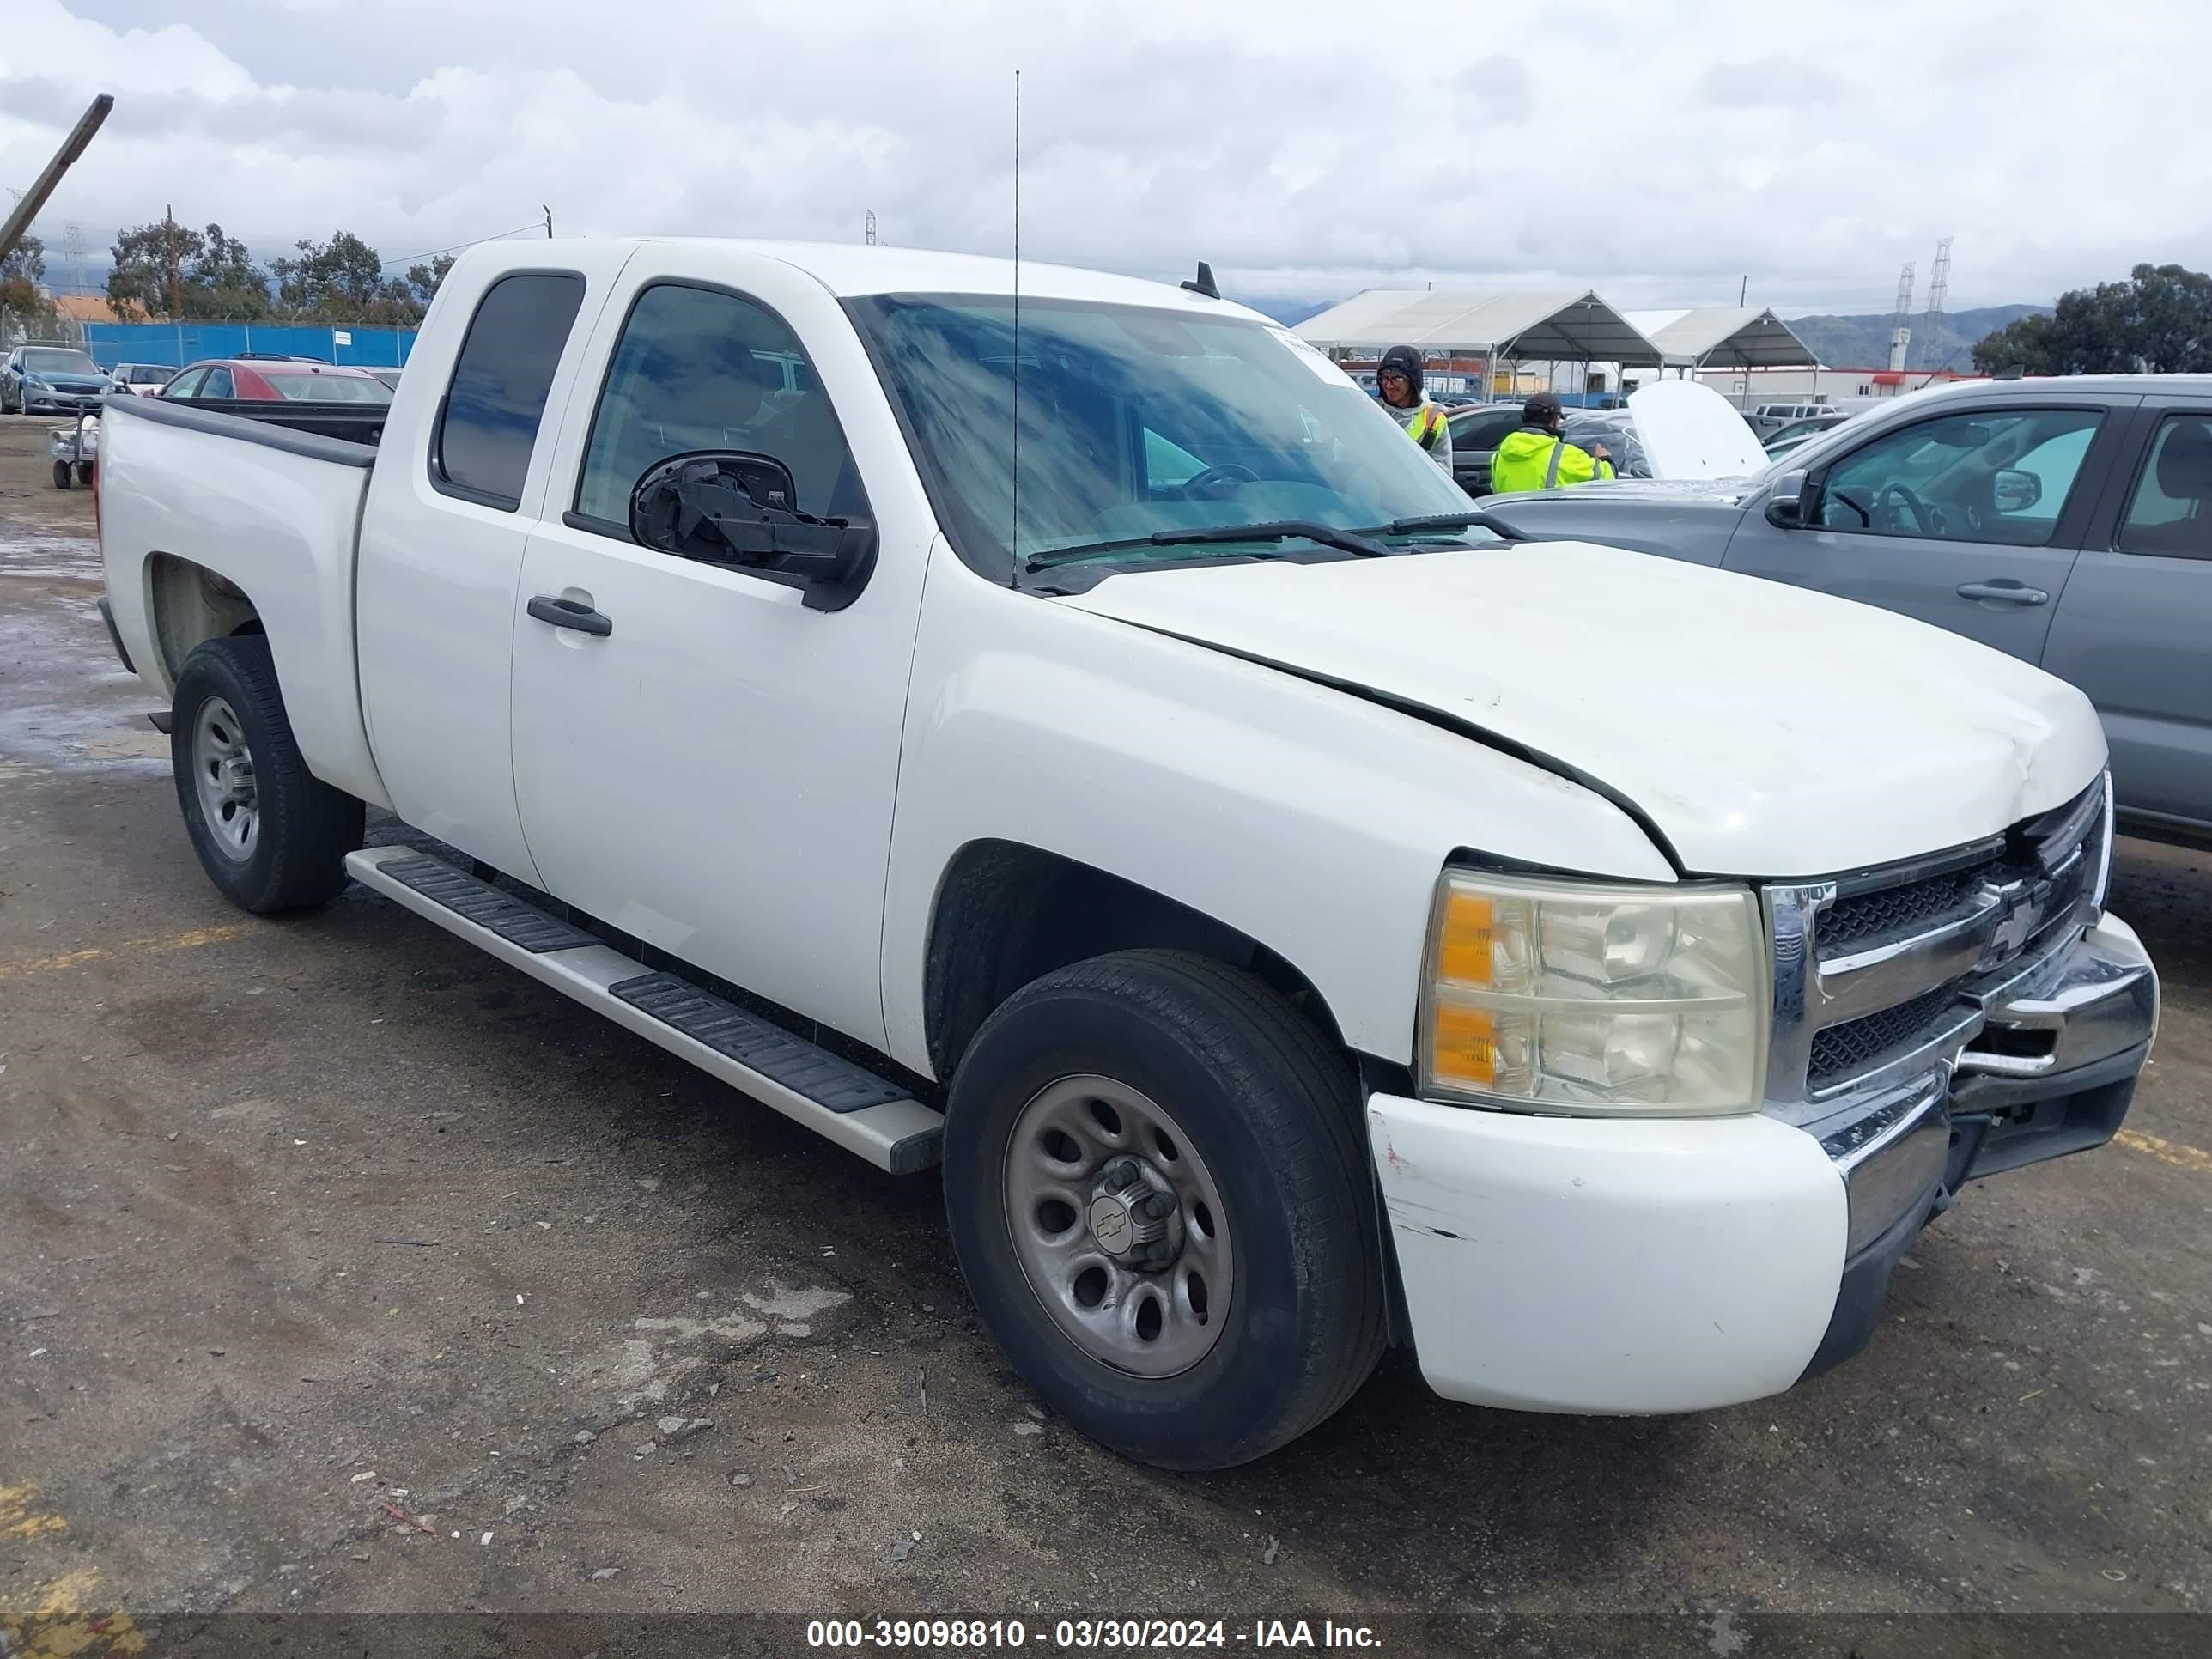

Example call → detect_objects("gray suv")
1491 376 2212 844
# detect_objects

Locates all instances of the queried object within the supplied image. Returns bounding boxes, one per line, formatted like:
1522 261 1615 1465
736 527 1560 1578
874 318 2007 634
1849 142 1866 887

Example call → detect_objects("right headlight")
1419 866 1770 1116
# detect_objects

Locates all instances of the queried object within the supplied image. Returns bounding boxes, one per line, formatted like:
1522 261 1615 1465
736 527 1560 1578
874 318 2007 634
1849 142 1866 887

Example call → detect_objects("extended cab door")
2042 398 2212 835
356 245 636 880
1723 394 2136 661
507 249 933 1053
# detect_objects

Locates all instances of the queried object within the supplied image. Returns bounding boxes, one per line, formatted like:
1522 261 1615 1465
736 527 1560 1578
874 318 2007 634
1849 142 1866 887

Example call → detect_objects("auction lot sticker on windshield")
1267 325 1359 387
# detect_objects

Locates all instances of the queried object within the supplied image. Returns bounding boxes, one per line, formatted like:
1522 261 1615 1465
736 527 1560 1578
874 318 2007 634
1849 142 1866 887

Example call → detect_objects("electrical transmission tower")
1918 237 1954 372
1887 262 1915 372
865 210 877 246
62 219 84 294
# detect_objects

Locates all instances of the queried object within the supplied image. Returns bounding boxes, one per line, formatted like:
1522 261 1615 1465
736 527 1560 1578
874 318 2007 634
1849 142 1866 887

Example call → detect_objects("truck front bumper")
1368 909 2158 1415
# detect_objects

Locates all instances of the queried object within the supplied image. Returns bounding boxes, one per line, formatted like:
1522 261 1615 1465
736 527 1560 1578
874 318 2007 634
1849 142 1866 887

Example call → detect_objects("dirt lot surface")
3 410 2209 1654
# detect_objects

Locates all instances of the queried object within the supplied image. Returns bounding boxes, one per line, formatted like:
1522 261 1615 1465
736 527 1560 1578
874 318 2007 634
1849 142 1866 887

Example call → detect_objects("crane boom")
0 94 114 265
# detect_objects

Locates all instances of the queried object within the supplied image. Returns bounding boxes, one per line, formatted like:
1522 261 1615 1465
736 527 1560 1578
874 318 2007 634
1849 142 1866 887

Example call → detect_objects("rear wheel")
171 635 363 913
944 949 1384 1469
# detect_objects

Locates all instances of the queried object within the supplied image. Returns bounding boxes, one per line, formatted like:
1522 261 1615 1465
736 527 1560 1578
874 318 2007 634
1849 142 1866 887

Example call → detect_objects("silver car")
1492 375 2212 844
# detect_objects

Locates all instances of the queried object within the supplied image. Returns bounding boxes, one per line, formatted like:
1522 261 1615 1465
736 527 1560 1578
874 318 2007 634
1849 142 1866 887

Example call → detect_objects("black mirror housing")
628 450 876 611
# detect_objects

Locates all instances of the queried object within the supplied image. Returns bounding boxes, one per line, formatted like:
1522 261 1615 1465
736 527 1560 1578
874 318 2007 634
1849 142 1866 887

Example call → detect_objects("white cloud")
4 0 2209 314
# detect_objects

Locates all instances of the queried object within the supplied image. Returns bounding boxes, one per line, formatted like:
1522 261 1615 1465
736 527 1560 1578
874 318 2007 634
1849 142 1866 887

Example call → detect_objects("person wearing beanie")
1488 391 1615 493
1376 344 1454 474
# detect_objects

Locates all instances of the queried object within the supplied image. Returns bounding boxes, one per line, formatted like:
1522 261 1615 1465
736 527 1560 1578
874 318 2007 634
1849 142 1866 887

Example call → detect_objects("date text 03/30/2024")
805 1619 1383 1649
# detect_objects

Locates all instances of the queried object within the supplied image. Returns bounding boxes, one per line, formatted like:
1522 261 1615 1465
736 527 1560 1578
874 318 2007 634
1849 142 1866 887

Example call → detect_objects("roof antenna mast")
1010 67 1022 586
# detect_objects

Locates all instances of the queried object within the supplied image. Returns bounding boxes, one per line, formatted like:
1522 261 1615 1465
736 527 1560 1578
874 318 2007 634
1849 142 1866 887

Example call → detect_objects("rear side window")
2116 416 2212 560
433 272 586 511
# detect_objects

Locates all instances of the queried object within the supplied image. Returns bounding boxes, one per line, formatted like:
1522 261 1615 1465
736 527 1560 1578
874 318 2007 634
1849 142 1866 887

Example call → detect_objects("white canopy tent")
1295 289 1664 368
1626 307 1821 371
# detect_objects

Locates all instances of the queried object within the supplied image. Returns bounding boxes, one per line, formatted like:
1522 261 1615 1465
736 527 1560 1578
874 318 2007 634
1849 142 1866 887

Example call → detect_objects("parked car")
1746 400 1835 439
1763 411 1852 453
1492 374 2212 843
160 357 393 405
94 238 2156 1468
1444 402 1524 495
106 362 177 397
2 344 112 416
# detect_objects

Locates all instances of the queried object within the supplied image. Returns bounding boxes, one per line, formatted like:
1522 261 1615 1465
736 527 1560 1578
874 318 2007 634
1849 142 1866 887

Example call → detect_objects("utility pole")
544 204 553 240
1738 274 1747 307
164 204 181 323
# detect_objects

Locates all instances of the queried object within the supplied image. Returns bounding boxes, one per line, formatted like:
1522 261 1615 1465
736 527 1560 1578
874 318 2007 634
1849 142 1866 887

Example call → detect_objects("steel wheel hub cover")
1002 1075 1233 1378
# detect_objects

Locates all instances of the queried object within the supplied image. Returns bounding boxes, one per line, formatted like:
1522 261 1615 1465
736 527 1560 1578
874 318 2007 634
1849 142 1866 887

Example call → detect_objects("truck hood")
1056 541 2106 878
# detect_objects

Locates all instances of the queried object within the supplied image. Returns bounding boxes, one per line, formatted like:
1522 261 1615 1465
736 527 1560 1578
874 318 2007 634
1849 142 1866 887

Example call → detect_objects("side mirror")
1991 467 2043 514
1765 468 1810 527
629 450 876 608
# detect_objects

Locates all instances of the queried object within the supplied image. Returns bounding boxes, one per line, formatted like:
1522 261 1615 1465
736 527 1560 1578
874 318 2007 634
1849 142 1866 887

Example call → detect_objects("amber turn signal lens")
1431 1002 1495 1088
1436 891 1493 986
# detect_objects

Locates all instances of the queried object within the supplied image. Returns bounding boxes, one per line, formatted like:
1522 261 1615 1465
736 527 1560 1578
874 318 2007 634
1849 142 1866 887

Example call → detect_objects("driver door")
1723 398 2131 661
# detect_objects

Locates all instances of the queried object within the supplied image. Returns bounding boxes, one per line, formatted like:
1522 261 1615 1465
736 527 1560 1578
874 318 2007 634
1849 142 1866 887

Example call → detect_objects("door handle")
1955 580 2048 606
527 594 613 636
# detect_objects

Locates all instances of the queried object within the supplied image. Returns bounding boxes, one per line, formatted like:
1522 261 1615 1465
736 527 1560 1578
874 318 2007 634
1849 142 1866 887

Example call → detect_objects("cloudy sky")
4 0 2208 317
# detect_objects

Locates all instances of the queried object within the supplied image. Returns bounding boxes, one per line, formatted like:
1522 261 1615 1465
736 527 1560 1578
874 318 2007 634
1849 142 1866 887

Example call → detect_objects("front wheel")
944 950 1385 1469
170 635 363 912
52 459 71 489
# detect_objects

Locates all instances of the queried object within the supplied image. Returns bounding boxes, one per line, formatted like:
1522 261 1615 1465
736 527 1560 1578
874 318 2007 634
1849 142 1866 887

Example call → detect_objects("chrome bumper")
1813 910 2156 1262
1792 910 2155 1377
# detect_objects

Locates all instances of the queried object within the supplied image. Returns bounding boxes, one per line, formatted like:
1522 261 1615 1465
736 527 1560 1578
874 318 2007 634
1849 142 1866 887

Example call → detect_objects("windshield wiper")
1354 510 1529 539
1023 519 1391 573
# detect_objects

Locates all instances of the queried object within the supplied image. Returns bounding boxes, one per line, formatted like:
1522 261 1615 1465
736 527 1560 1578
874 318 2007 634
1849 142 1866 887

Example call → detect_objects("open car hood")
1623 380 1769 479
1057 541 2106 878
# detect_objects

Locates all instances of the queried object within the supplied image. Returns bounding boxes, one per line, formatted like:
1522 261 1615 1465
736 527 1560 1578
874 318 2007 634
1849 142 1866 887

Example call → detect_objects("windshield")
263 371 392 404
24 349 99 376
847 294 1474 575
122 365 171 384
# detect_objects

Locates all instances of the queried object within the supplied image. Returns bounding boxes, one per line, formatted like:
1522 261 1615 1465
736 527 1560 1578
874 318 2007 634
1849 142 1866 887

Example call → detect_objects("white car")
108 362 176 396
94 238 2158 1468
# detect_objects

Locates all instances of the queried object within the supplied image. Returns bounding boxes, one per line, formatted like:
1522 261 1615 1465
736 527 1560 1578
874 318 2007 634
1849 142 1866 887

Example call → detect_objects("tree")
191 222 276 320
107 216 201 319
271 230 402 323
105 215 274 319
1974 263 2212 375
402 252 456 313
1 232 58 331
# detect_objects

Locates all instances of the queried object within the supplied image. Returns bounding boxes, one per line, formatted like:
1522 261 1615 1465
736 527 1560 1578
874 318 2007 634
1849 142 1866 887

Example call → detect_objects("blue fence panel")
81 321 417 371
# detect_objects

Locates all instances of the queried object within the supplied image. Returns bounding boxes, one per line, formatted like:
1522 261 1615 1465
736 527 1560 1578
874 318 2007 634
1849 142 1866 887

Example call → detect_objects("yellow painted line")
0 925 246 983
0 1488 144 1656
0 1484 65 1541
2116 1128 2212 1175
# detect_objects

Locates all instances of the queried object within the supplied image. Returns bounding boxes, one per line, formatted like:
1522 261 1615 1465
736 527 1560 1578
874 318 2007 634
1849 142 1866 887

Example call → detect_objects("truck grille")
1818 868 1984 953
1766 775 2109 1112
1808 988 1961 1088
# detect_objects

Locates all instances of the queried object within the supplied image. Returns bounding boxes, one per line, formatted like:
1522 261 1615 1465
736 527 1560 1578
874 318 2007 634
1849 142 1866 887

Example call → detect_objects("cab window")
433 272 588 511
574 283 866 532
1815 408 2104 546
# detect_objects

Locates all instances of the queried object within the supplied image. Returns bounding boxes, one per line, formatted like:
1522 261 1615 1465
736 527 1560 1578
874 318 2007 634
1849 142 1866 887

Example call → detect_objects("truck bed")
98 386 390 809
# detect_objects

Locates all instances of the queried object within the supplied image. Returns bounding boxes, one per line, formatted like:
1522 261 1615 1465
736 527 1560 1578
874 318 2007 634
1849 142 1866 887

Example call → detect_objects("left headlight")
1419 866 1770 1116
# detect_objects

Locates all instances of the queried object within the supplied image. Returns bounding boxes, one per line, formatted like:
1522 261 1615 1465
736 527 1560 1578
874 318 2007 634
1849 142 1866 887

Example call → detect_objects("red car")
159 355 393 405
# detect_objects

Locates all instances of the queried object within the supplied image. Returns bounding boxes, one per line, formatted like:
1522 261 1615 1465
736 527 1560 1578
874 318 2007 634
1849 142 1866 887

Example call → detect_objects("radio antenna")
1010 67 1022 583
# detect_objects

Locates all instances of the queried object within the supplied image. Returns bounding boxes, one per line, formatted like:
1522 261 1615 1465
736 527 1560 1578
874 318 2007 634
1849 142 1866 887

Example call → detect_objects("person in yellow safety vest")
1376 344 1454 474
1489 392 1615 493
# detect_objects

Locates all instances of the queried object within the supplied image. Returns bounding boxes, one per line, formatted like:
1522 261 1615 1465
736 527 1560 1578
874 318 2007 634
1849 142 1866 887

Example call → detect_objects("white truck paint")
96 237 2159 1467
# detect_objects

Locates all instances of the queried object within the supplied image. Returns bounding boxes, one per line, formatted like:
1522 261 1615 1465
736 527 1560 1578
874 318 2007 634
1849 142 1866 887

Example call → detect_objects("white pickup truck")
95 238 2159 1469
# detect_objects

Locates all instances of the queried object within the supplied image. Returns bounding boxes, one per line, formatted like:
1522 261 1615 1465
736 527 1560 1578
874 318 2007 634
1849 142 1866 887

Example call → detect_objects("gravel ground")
2 413 2209 1655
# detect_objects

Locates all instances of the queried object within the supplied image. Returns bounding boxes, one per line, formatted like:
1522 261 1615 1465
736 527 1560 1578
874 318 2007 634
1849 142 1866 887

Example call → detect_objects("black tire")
943 949 1385 1469
74 462 94 487
52 459 71 489
170 635 363 913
